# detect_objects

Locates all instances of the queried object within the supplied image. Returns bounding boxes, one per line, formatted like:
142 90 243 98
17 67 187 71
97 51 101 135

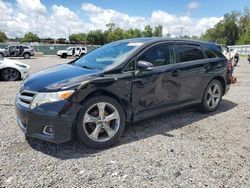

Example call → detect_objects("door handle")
171 70 180 77
133 79 143 84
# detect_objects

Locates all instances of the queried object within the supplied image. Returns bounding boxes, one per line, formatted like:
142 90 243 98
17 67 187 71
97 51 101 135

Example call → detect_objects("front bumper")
15 98 81 144
19 68 29 79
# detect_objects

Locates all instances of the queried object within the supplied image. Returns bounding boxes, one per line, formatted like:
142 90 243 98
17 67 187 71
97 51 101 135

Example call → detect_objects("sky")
0 0 249 38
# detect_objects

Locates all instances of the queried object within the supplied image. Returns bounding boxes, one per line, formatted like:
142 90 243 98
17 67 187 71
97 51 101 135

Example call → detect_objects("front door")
132 43 182 121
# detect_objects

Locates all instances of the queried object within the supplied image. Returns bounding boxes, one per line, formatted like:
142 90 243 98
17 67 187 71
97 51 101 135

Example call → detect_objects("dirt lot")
0 56 250 187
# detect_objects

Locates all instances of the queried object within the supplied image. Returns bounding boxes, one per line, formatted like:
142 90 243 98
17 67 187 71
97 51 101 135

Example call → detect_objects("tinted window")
177 44 204 62
205 48 216 58
139 44 175 66
207 44 225 58
125 61 135 71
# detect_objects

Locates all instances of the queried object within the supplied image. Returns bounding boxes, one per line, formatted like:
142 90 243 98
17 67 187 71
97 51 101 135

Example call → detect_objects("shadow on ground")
27 99 237 159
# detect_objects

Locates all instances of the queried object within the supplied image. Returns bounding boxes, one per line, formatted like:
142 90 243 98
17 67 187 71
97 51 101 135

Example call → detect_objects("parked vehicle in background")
216 44 239 66
57 46 87 58
0 58 30 81
0 45 35 59
15 38 232 149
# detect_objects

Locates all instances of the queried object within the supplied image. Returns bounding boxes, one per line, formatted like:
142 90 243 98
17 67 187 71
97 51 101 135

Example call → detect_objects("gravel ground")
0 56 250 188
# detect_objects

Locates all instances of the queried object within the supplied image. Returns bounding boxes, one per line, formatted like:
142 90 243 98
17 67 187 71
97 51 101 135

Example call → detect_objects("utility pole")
180 27 183 38
68 27 71 44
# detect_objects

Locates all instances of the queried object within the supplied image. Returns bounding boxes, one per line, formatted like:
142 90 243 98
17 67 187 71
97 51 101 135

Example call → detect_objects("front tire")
200 79 223 112
0 53 4 58
76 96 125 149
1 68 21 81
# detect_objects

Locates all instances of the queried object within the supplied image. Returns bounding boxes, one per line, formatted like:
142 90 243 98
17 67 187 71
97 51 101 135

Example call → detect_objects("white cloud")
0 0 222 38
187 1 200 10
16 0 47 15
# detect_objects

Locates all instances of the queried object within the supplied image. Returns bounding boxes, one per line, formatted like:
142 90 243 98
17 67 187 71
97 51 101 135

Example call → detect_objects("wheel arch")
212 76 226 95
71 89 132 140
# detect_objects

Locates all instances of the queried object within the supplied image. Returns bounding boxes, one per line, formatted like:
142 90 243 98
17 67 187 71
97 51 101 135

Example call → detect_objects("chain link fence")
0 43 100 55
228 45 250 56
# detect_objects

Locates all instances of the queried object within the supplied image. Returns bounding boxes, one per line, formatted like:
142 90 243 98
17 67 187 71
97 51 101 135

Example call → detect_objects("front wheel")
1 68 21 81
200 79 223 112
0 53 4 58
76 96 125 149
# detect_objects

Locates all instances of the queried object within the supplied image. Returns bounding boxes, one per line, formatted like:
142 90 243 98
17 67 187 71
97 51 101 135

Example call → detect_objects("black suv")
15 38 232 149
0 45 35 59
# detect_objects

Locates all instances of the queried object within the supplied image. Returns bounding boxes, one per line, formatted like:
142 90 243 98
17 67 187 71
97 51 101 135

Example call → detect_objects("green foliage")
153 25 163 37
87 30 106 45
0 31 8 42
202 8 250 45
69 33 87 43
21 32 40 43
143 25 153 37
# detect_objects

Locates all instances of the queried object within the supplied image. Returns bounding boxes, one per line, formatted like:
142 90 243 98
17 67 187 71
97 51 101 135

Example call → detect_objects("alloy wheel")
2 68 19 81
83 102 120 142
206 83 222 108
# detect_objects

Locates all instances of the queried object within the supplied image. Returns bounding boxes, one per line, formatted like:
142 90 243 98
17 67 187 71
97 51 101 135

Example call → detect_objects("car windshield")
66 47 73 51
73 41 143 70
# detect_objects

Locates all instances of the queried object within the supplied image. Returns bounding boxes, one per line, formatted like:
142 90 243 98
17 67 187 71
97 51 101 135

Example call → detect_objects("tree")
21 32 40 42
87 30 106 45
238 23 250 44
69 33 87 43
0 31 8 42
143 25 153 37
153 25 163 37
107 27 124 42
106 23 116 32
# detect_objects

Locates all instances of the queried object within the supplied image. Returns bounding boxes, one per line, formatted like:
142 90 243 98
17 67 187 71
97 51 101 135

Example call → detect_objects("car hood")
57 50 67 53
0 58 30 68
0 48 5 52
22 64 99 92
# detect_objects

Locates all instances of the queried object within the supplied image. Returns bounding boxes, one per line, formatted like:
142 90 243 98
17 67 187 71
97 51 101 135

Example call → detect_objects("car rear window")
177 44 204 62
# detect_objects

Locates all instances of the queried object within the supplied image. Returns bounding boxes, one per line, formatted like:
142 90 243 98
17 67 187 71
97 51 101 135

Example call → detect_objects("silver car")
0 45 35 59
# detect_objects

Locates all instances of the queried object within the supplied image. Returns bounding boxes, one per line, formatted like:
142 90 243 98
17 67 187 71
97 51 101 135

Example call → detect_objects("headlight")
30 90 74 109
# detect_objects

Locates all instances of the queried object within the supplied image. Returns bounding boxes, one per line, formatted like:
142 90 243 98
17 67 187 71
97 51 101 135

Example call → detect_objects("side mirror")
137 60 153 71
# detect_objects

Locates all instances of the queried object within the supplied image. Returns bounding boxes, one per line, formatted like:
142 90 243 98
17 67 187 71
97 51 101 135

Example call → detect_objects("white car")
57 46 87 58
217 44 240 66
0 58 30 81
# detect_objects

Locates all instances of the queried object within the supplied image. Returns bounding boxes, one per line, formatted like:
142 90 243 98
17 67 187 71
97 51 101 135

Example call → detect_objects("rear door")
174 42 206 101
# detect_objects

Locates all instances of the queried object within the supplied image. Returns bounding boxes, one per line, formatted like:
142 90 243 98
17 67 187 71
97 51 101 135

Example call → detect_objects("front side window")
138 44 175 66
177 44 204 63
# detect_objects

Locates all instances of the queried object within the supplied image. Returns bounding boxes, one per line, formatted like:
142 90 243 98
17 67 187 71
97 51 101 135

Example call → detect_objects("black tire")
23 53 30 59
76 96 125 149
0 53 4 59
61 53 67 58
233 56 239 66
200 79 223 112
1 68 21 81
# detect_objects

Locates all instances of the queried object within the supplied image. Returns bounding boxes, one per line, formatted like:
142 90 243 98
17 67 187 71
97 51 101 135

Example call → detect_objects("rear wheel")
76 96 125 149
61 53 67 58
1 68 21 81
200 79 223 112
23 53 30 59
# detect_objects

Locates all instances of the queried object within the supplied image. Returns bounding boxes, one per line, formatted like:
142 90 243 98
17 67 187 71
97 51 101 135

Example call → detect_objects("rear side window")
177 44 204 62
204 48 216 58
138 44 175 67
207 44 225 58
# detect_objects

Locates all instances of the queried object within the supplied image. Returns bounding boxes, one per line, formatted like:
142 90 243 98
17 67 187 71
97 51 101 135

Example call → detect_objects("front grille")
18 90 37 108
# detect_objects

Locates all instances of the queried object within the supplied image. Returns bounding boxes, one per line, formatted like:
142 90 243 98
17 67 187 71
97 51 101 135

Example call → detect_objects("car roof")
115 37 216 46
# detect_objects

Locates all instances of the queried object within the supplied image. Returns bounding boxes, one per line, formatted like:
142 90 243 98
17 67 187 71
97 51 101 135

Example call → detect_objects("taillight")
227 61 233 71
